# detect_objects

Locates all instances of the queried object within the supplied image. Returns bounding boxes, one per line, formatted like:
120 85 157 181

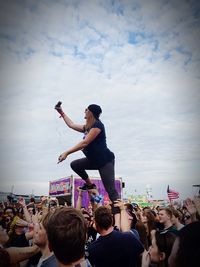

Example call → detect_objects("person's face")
158 210 170 224
83 214 91 228
5 209 14 219
28 208 34 215
84 108 93 120
126 210 134 226
33 222 47 248
141 213 148 223
15 225 25 235
0 225 9 245
149 231 164 263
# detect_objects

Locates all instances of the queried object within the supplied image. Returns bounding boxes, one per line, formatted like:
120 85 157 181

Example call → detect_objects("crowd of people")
0 188 200 267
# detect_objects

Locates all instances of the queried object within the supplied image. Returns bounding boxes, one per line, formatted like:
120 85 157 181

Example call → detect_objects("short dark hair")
155 231 176 261
47 207 87 265
94 206 113 230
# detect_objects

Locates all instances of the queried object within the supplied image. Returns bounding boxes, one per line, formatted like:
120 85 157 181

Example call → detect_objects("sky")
0 0 200 200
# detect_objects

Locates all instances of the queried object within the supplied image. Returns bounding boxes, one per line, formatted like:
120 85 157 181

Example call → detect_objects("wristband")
59 112 65 118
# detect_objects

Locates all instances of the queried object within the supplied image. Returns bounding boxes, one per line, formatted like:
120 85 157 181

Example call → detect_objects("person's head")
124 203 138 229
142 209 156 224
14 224 26 236
158 207 173 227
170 208 183 225
4 207 16 220
94 206 113 232
48 200 57 213
47 207 87 266
87 104 102 119
149 230 176 266
81 210 92 228
27 206 35 216
33 212 51 249
168 221 200 267
141 209 157 234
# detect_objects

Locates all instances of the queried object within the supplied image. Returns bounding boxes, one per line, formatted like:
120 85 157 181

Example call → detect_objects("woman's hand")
58 151 68 163
141 250 151 267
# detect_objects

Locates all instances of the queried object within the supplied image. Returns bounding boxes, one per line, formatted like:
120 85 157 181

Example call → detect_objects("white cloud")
0 0 199 199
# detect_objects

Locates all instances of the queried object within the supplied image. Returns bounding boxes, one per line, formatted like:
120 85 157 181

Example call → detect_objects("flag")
167 185 179 200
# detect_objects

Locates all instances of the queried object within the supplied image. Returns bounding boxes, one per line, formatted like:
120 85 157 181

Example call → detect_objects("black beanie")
88 104 102 119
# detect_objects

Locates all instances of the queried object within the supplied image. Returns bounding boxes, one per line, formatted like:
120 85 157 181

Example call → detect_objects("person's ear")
159 252 166 261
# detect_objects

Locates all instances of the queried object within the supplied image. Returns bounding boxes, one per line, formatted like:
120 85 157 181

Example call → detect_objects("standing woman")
55 102 119 209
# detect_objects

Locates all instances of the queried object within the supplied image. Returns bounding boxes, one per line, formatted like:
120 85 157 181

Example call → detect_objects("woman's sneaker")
79 183 97 191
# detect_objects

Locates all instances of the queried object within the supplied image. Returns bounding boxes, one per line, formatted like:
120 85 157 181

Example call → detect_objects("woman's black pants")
70 157 119 202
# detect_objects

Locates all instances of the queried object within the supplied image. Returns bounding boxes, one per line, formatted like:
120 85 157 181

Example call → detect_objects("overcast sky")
0 0 200 200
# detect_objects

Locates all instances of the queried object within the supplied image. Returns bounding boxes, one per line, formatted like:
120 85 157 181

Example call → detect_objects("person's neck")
40 244 53 259
99 226 113 236
164 221 173 229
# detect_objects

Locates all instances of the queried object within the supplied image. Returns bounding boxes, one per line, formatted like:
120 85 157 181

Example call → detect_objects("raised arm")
58 127 101 163
55 102 84 132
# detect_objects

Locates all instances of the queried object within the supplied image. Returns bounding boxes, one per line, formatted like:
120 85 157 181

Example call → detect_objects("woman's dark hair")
124 203 138 229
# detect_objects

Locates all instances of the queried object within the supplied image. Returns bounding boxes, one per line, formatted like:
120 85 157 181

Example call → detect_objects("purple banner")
74 178 122 208
49 177 71 196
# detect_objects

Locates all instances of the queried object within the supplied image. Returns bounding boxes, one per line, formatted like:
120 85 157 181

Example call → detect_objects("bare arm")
58 128 101 163
76 187 83 210
61 112 85 133
55 104 84 132
114 199 130 231
6 245 40 264
18 197 32 223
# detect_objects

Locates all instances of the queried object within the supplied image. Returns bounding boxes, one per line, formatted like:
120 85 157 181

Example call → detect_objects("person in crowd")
142 229 176 267
3 206 17 234
8 216 33 248
55 102 120 215
0 223 40 267
141 209 157 247
158 208 178 235
47 207 92 267
88 206 144 267
183 197 199 223
33 212 58 267
114 199 148 254
168 221 200 267
170 208 184 230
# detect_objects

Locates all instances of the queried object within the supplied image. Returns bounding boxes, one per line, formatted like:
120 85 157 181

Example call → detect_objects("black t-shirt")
9 232 29 247
82 120 114 167
85 225 98 259
88 230 144 267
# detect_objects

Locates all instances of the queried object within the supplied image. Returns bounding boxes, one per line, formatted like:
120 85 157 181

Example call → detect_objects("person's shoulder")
42 254 58 267
92 120 104 129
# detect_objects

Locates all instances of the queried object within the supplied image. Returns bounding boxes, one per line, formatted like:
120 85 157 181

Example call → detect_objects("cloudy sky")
0 0 200 200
